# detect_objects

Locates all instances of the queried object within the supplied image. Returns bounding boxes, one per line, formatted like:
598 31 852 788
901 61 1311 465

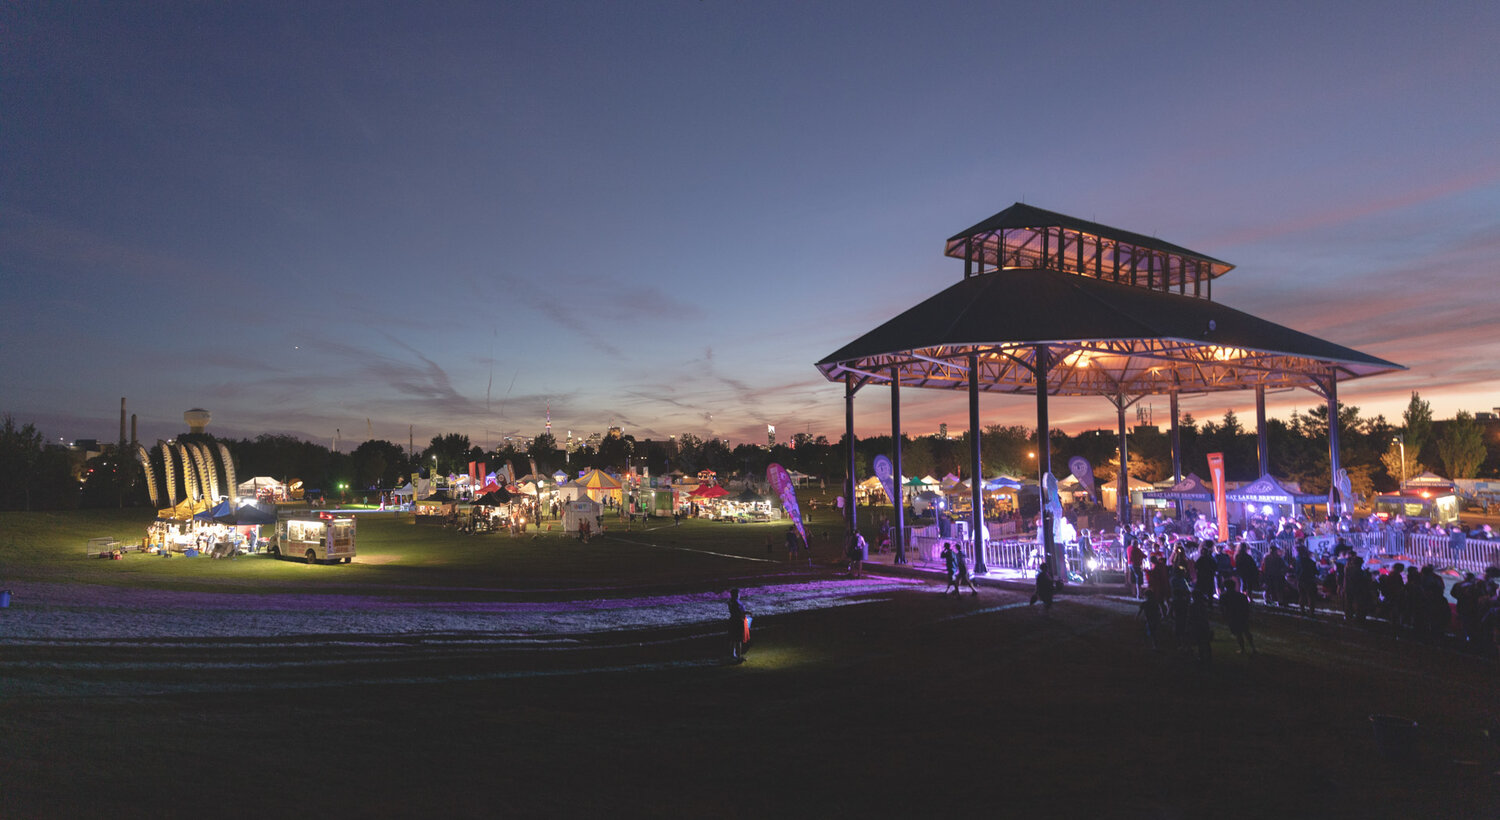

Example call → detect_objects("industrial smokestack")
120 398 127 443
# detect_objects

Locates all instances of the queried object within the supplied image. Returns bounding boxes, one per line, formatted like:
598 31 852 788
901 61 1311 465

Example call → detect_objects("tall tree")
0 414 45 510
423 433 471 475
1438 411 1486 479
528 432 560 475
1403 391 1434 464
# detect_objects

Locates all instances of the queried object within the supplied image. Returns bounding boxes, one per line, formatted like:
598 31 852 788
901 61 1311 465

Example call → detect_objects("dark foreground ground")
6 583 1500 818
4 510 1500 818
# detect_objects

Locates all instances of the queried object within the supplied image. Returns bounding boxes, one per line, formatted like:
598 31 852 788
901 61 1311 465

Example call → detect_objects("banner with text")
1207 452 1228 542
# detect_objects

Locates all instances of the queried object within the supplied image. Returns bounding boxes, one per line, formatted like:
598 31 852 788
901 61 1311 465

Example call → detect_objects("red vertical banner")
477 462 486 485
1207 452 1228 542
468 461 477 484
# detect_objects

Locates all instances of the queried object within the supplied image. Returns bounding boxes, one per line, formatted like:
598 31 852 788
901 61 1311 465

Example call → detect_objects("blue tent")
220 502 277 525
195 499 232 521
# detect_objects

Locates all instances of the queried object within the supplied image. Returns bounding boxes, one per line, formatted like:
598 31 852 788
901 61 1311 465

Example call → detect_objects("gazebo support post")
1170 389 1182 519
890 366 907 565
968 353 986 574
1256 384 1269 476
1325 374 1341 514
845 373 857 544
1034 347 1058 577
1116 394 1131 531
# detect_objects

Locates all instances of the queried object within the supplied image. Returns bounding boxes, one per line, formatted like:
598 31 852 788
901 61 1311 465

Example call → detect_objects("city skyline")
4 2 1497 449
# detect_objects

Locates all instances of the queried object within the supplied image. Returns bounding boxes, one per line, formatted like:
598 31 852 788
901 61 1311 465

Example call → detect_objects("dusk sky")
4 1 1498 452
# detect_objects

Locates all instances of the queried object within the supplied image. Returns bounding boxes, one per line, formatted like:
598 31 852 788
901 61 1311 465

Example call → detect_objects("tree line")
0 393 1492 511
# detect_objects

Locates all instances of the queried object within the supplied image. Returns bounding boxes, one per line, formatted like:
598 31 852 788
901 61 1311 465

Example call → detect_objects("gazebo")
816 203 1402 572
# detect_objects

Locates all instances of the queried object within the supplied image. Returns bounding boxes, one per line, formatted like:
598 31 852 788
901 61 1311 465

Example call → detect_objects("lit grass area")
0 505 855 595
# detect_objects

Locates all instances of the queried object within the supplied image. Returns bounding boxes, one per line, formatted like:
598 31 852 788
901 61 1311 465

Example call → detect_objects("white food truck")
273 513 357 564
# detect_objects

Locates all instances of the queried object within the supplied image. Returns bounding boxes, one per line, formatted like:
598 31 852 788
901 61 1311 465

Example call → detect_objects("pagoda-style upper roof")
945 203 1234 298
815 268 1402 396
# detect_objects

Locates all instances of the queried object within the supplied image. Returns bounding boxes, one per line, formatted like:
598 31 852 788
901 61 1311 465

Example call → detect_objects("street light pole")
1392 435 1406 487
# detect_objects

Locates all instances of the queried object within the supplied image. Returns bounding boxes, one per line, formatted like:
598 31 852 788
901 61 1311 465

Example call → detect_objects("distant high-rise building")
767 424 776 449
939 423 948 439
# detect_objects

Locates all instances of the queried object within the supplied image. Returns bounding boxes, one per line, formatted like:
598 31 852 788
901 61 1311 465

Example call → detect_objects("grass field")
3 505 1500 818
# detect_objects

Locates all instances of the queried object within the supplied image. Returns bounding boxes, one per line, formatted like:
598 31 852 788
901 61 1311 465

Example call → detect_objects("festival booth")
1227 474 1326 526
720 488 777 522
856 475 887 504
561 498 602 533
145 497 275 557
466 487 526 533
413 496 457 522
1141 472 1214 517
573 469 623 506
629 486 673 517
147 498 209 554
1373 472 1460 526
237 476 287 503
689 484 730 518
1100 475 1155 515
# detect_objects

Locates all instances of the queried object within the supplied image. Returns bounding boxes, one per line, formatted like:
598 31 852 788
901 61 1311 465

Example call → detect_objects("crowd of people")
1124 532 1500 662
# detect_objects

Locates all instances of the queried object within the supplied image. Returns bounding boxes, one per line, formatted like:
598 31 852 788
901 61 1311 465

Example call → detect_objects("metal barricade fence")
985 539 1039 571
1403 533 1500 575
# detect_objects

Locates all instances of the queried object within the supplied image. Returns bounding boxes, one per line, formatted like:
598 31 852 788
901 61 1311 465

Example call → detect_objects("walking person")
1127 536 1147 599
727 588 751 663
954 543 979 596
1221 577 1257 655
1030 560 1055 612
1189 589 1215 666
1296 545 1318 616
941 542 960 596
847 531 868 578
1233 542 1260 599
1261 545 1287 607
1194 541 1219 600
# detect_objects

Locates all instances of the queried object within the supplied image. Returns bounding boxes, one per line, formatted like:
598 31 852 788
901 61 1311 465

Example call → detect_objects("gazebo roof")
815 267 1401 396
946 203 1235 294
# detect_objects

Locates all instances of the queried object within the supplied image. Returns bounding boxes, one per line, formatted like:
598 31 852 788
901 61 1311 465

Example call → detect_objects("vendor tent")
473 488 513 506
220 501 277 525
691 485 729 499
984 476 1024 491
574 469 622 503
237 476 284 498
195 499 233 521
1143 473 1214 502
158 498 208 522
562 498 602 533
1227 474 1325 506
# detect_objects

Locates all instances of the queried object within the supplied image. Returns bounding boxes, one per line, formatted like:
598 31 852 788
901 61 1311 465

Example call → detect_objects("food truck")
273 512 357 563
1372 473 1460 526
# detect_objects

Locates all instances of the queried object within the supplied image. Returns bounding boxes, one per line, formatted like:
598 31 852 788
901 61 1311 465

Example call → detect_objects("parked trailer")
273 513 356 564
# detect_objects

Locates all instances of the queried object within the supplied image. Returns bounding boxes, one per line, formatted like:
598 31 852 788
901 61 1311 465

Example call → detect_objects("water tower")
184 408 211 434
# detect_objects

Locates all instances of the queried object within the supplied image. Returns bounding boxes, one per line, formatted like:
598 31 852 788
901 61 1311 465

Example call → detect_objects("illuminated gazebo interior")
816 203 1402 572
